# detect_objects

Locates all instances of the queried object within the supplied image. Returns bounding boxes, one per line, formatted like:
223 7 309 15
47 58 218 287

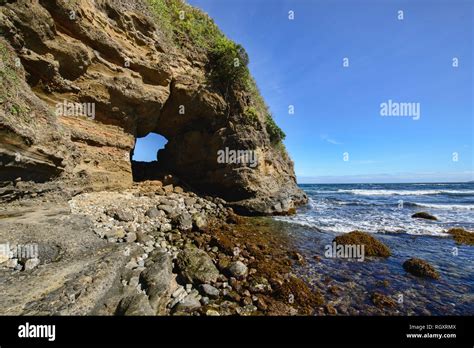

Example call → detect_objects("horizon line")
296 180 474 185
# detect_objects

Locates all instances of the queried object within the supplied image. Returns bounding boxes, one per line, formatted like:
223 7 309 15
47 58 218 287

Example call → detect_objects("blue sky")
135 0 473 183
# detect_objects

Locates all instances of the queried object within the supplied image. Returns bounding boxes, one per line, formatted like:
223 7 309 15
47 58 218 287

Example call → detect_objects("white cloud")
320 134 342 145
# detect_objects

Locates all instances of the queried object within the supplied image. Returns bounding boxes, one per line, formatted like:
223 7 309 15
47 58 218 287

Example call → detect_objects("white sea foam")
281 185 474 238
274 212 450 236
336 189 474 196
412 203 474 210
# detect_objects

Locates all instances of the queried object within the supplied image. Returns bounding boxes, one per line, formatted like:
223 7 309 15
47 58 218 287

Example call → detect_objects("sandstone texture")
0 0 306 214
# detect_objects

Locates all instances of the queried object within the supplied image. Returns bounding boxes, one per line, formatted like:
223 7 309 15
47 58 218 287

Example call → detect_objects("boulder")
125 232 137 243
403 258 440 279
174 294 201 312
163 185 174 194
140 251 173 312
0 253 9 265
136 231 153 244
371 292 397 309
106 208 134 222
227 261 248 279
24 258 40 271
117 294 154 316
176 245 219 284
185 198 197 207
447 228 474 246
104 228 126 240
192 213 207 231
199 284 220 298
333 231 391 257
146 207 162 219
158 205 176 215
173 186 184 194
173 212 193 231
411 212 437 221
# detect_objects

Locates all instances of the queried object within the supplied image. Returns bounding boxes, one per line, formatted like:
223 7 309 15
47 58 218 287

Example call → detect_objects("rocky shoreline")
0 180 320 316
2 180 473 316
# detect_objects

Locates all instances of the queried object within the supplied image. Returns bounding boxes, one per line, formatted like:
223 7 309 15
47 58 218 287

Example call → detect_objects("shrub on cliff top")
147 0 250 90
208 36 250 94
147 0 286 146
265 112 286 144
148 0 223 51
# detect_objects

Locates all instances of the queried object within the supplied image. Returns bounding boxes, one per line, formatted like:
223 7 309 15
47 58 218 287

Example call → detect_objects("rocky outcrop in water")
333 231 391 258
411 212 437 221
402 258 440 280
0 0 306 214
447 227 474 246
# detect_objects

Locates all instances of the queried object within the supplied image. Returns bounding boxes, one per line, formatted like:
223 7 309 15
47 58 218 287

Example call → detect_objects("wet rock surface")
447 227 474 246
403 258 440 280
176 245 219 285
277 219 474 316
411 212 438 221
333 231 391 257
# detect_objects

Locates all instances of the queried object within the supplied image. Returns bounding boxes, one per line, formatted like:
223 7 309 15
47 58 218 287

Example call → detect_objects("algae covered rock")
403 258 440 280
333 231 391 258
176 244 219 284
371 291 397 309
447 228 474 246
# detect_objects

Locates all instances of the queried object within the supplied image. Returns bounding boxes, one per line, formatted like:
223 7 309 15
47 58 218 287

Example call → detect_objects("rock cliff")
0 0 306 214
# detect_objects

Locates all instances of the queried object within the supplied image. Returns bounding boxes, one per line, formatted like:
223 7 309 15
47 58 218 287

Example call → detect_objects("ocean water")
272 183 474 315
276 183 474 236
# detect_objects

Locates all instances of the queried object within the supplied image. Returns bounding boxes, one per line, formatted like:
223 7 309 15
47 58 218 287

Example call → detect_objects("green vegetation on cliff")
0 42 20 97
0 40 30 122
148 0 249 89
147 0 286 145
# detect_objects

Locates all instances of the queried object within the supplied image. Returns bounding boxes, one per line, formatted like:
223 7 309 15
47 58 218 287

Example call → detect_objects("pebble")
126 232 137 243
200 284 220 298
172 287 186 299
175 294 201 311
6 258 18 268
24 258 40 270
206 309 220 316
145 207 161 219
228 261 248 278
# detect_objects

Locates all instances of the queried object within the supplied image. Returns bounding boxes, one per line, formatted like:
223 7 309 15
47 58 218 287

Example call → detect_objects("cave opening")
131 133 168 182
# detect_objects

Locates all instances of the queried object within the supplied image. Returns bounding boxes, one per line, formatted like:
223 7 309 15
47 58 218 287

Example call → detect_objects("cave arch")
131 132 168 182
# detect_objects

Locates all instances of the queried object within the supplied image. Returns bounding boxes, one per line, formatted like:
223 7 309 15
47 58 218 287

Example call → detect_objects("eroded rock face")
0 0 306 214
